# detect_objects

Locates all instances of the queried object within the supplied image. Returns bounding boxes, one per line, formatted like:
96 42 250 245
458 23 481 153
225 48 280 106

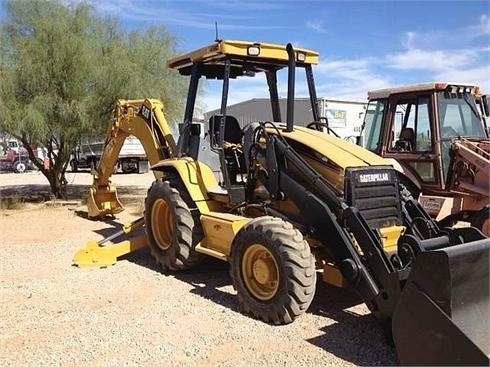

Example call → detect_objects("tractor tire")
471 207 490 237
14 161 27 173
70 160 78 172
145 178 204 272
90 159 97 171
230 216 316 325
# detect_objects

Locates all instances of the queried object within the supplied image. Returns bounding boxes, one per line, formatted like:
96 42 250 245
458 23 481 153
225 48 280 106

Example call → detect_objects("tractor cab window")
438 91 486 139
438 91 486 180
390 96 432 152
362 99 386 153
390 96 435 183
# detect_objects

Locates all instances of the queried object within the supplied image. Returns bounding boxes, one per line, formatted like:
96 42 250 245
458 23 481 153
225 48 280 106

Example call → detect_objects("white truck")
71 136 148 173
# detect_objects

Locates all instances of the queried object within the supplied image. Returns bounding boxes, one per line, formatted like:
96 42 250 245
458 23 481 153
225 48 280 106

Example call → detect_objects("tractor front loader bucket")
87 183 124 219
74 217 147 268
392 238 489 366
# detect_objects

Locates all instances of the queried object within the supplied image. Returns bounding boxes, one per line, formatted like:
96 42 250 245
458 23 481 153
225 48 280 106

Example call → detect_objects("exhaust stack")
286 43 295 132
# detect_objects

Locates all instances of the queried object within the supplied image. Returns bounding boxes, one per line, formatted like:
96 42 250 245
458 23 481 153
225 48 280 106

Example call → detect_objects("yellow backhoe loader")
75 40 489 365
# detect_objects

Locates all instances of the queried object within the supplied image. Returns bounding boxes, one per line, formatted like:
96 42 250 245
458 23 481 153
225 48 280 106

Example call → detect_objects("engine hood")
275 124 391 169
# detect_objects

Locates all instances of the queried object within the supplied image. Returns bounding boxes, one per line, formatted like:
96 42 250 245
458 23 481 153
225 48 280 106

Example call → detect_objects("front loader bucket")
87 184 124 219
392 238 489 366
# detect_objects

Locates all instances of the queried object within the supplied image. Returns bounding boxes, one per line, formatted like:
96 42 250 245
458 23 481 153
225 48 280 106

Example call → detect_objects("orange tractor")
361 83 489 235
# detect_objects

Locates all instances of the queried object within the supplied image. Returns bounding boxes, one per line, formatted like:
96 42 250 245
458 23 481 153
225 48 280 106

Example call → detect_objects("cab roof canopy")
167 40 319 79
368 82 480 100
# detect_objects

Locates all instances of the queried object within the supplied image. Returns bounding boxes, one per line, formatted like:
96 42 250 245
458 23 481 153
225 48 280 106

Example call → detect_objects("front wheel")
230 216 316 325
145 178 204 272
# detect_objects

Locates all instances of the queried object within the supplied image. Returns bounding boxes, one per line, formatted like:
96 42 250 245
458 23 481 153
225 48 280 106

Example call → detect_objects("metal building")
204 97 366 141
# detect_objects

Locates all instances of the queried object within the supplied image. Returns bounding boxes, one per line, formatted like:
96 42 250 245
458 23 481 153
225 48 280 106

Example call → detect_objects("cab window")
363 99 386 153
389 96 432 153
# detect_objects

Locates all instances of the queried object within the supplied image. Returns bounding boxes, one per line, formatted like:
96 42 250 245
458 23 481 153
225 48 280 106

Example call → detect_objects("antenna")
214 21 221 42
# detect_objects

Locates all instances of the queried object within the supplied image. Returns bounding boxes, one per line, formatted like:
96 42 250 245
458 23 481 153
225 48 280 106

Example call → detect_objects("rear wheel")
14 161 26 173
230 216 316 324
145 178 203 272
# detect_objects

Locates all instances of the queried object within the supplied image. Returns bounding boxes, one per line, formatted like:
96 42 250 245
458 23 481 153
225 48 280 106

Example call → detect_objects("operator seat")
395 127 415 151
208 115 246 184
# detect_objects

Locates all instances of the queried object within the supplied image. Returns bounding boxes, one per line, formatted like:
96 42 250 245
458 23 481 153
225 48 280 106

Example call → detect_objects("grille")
344 166 401 228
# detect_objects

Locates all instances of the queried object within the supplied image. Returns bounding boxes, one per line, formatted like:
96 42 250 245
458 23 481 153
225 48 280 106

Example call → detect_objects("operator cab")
361 83 489 188
167 40 320 205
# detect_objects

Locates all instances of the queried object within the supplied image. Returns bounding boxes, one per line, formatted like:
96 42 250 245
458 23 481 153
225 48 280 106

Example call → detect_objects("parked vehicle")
360 83 489 235
70 137 148 173
0 148 31 173
70 142 104 172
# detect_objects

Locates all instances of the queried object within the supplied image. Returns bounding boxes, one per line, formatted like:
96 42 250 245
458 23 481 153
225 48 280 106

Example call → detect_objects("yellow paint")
73 235 147 268
87 184 124 219
167 40 319 71
379 225 405 253
242 244 279 300
152 158 221 213
199 212 250 258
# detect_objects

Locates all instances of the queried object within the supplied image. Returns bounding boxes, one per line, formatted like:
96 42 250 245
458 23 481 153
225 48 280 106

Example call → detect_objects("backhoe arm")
88 99 177 219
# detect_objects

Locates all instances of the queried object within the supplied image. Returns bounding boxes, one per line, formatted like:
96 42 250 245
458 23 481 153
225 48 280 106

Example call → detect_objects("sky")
4 0 490 111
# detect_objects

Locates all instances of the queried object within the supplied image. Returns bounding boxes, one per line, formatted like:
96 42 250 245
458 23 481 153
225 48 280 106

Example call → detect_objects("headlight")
247 46 260 56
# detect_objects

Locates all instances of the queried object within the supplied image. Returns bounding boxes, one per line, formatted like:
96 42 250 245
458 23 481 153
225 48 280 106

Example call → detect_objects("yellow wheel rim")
242 244 279 301
151 198 173 250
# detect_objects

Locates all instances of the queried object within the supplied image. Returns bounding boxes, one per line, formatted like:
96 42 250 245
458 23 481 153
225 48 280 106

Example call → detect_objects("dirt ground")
0 170 396 366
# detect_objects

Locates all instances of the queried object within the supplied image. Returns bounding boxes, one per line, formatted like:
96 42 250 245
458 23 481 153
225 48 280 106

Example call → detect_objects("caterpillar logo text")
359 173 389 183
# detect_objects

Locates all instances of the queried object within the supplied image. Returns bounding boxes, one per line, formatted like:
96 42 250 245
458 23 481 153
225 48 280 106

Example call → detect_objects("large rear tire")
145 178 204 272
230 216 316 325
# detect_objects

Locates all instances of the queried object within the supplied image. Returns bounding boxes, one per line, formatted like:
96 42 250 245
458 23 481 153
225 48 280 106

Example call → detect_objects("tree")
0 0 188 198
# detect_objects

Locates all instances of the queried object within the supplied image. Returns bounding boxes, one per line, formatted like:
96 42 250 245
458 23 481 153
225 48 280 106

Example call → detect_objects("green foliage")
0 0 188 197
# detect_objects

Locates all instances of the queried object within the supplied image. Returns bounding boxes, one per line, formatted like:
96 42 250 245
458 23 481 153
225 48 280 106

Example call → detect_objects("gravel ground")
0 171 397 366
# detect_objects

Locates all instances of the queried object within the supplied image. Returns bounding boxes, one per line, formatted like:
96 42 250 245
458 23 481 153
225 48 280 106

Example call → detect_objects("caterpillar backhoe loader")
360 83 490 236
75 40 489 365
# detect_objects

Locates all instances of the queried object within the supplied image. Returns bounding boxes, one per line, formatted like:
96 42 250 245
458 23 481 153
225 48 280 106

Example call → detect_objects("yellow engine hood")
271 124 393 192
277 124 390 169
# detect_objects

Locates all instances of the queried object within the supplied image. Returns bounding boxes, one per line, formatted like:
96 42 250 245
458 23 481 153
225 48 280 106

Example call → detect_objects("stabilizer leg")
74 217 147 268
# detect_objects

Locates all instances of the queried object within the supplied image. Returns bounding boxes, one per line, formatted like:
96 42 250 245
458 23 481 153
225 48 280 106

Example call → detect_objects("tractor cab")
166 40 320 205
362 83 488 189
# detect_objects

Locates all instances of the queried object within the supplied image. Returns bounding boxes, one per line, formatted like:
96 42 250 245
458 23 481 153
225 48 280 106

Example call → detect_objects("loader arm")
88 99 177 219
449 138 490 197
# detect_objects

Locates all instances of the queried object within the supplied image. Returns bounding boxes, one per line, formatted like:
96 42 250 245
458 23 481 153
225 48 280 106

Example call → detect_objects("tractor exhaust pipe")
286 43 295 132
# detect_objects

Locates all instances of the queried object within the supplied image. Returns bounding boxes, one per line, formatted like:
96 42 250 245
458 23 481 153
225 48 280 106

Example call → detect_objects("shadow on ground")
0 183 148 205
122 245 397 365
67 197 397 365
307 282 397 365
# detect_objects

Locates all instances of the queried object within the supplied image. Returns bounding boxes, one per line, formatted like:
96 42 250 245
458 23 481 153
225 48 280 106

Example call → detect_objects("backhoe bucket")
392 238 489 366
87 184 124 219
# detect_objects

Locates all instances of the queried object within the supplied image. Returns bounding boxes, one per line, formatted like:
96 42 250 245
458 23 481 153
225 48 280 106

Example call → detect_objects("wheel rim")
242 244 279 301
16 163 26 172
150 198 173 250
